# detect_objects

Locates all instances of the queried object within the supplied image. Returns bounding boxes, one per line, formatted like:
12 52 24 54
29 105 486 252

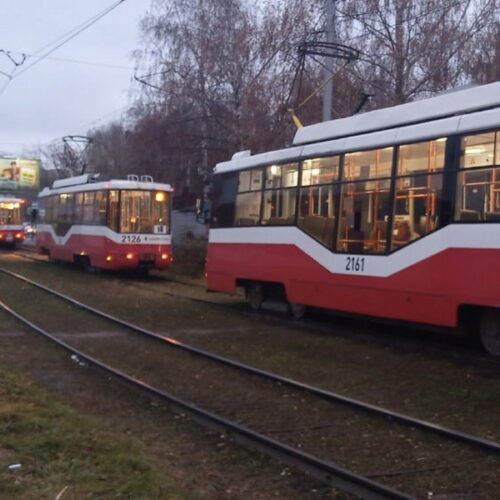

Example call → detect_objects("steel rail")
2 266 500 457
0 298 413 499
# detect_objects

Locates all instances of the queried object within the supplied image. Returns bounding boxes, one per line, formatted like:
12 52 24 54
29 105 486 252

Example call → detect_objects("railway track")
12 248 500 370
11 247 500 377
2 266 500 497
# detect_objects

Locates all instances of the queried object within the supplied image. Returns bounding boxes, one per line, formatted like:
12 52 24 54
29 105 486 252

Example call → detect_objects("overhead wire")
0 0 127 100
12 0 127 80
3 50 133 71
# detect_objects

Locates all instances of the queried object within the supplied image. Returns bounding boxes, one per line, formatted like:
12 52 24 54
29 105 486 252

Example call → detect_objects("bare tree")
337 0 498 106
133 0 320 194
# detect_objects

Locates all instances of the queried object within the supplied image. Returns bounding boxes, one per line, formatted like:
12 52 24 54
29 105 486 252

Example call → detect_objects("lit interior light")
311 168 321 176
106 255 113 262
126 253 134 260
0 202 18 209
130 216 137 223
160 253 168 260
436 137 447 142
155 191 166 202
466 147 486 154
270 165 279 175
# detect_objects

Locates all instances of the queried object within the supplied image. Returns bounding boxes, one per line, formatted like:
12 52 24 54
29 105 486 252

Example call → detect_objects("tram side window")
392 139 445 250
82 192 96 224
455 131 500 222
74 192 84 223
234 168 262 226
58 194 74 223
211 172 238 228
152 191 169 233
44 196 58 224
95 191 107 225
261 163 298 225
0 202 21 224
108 190 119 231
298 156 339 247
337 147 393 254
120 190 159 233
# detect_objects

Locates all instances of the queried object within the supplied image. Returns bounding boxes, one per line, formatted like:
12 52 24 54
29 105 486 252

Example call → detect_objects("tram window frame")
0 202 22 225
390 139 446 250
119 190 170 234
152 190 170 233
336 147 394 254
454 130 500 222
95 190 107 225
234 168 264 226
211 172 238 228
58 193 74 224
261 163 299 225
298 156 339 248
74 192 84 223
108 190 120 231
82 191 96 224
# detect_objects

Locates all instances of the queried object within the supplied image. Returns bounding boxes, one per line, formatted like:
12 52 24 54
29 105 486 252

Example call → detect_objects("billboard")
0 157 40 193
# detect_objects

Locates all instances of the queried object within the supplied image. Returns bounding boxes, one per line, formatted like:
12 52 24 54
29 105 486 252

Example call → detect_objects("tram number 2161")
345 256 366 272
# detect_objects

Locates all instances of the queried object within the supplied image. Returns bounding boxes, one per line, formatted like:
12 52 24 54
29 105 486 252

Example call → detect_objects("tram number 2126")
345 256 366 272
121 235 142 243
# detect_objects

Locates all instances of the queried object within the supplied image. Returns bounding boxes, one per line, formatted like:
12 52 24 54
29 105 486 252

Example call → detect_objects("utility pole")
322 0 336 121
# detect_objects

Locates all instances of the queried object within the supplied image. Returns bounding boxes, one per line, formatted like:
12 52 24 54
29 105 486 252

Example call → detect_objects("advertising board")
0 157 40 192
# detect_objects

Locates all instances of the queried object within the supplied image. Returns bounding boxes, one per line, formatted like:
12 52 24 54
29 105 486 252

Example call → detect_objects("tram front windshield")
0 202 22 225
119 190 169 234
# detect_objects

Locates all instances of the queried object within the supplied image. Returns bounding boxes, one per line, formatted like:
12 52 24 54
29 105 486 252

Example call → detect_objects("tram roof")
0 195 24 202
293 81 500 146
214 81 500 174
38 176 173 197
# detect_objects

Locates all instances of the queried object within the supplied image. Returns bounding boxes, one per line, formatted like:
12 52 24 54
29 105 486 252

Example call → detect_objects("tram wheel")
479 309 500 356
288 302 306 319
248 282 263 311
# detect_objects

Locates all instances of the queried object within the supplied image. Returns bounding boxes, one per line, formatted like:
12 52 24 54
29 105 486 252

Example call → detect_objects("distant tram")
36 174 173 271
206 81 500 355
0 196 25 246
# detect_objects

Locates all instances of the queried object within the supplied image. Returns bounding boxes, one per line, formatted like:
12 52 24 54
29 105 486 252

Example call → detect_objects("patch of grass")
0 368 188 499
171 237 207 278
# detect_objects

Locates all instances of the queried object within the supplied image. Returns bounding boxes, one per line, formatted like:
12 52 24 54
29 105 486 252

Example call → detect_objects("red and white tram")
0 196 25 246
206 81 500 355
36 174 173 271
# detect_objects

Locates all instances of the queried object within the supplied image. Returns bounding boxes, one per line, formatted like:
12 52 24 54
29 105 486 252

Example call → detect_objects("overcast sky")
0 0 149 158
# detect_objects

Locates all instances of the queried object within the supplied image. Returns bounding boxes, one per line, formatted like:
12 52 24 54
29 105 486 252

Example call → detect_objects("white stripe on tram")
209 224 500 278
37 224 171 246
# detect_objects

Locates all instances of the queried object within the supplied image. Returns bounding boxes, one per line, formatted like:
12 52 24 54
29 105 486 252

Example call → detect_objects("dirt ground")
1 252 500 498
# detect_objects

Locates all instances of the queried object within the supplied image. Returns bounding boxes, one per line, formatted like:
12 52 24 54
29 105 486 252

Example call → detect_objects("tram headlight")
126 253 134 260
155 191 166 202
160 253 168 260
106 255 113 262
14 232 23 239
0 233 4 239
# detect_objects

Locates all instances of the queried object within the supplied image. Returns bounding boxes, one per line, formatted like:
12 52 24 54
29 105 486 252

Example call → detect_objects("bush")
171 236 207 278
